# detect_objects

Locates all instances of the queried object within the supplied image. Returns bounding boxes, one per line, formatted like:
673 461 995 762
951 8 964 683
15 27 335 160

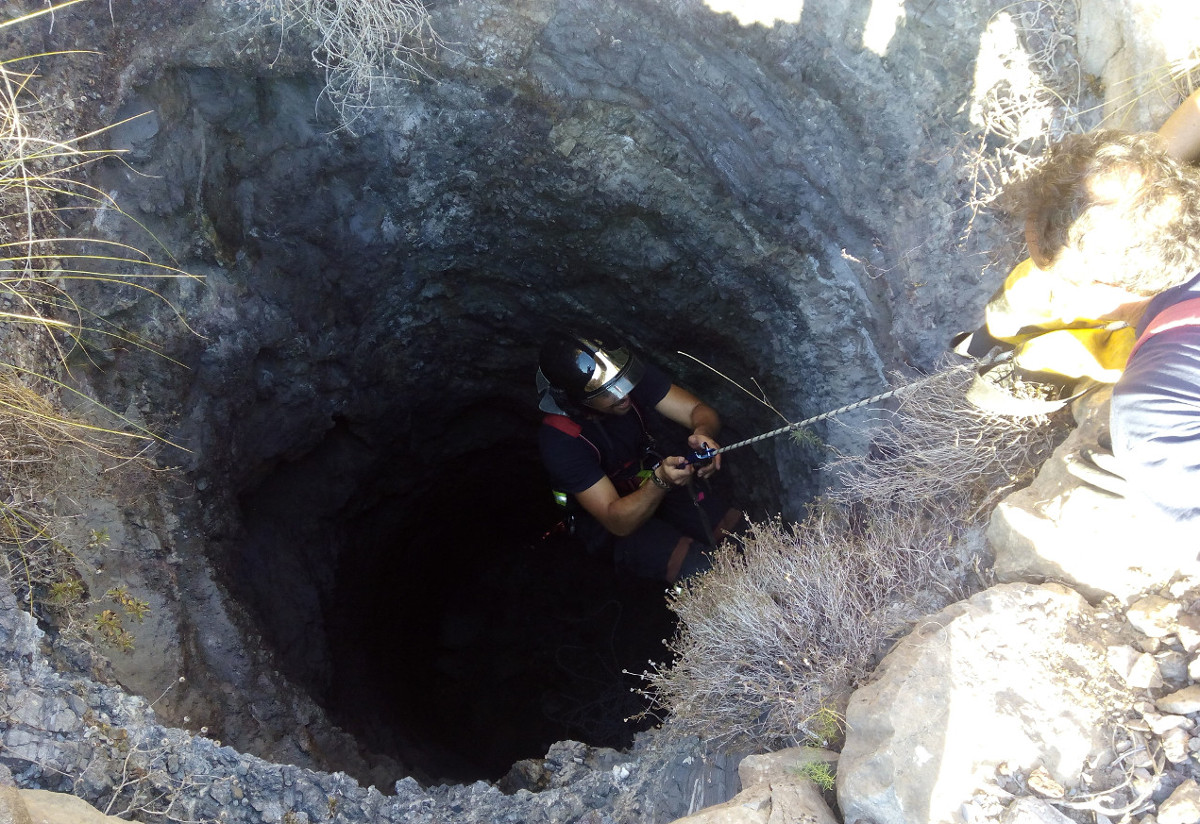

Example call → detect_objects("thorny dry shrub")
958 0 1200 237
829 366 1066 525
640 366 1069 752
255 0 443 125
958 0 1093 233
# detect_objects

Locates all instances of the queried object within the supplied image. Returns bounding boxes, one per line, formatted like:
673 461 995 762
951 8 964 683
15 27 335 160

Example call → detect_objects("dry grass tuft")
0 371 81 609
256 0 443 126
639 366 1067 751
0 2 195 618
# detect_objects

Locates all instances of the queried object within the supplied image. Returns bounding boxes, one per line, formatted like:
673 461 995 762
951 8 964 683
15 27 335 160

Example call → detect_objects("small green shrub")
107 586 150 622
793 758 836 792
93 608 132 651
48 577 85 606
84 587 151 652
806 705 844 748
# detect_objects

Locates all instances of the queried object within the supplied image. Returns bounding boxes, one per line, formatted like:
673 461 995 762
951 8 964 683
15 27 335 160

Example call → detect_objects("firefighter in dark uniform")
536 332 742 583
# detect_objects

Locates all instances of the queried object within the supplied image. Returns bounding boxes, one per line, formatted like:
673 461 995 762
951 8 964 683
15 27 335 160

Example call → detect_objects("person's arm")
654 384 724 477
1111 388 1200 520
573 460 695 537
1111 332 1200 524
1157 88 1200 164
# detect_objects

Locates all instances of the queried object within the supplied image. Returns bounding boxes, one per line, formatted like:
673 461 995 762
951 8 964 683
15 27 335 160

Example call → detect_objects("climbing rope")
686 349 1014 463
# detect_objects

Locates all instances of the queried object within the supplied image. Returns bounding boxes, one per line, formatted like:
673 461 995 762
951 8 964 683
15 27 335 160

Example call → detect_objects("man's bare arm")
1158 88 1200 163
574 460 694 536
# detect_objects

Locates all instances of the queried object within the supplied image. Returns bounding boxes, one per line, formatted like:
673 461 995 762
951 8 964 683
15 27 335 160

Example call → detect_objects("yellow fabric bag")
983 258 1137 383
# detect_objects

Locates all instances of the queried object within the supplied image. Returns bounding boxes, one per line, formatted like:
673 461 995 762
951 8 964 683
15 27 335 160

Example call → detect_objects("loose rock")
1158 779 1200 824
1158 687 1200 716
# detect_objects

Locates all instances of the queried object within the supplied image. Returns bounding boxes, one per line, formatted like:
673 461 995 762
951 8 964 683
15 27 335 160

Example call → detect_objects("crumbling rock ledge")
0 575 750 823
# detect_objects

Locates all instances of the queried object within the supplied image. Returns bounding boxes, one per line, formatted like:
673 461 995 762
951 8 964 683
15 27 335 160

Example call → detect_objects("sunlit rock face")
837 583 1137 824
62 0 1025 784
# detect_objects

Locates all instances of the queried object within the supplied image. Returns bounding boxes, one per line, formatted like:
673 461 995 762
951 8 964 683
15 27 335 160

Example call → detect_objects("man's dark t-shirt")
539 364 672 495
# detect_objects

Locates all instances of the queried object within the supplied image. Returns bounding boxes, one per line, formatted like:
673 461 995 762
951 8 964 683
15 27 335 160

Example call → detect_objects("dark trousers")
612 485 741 584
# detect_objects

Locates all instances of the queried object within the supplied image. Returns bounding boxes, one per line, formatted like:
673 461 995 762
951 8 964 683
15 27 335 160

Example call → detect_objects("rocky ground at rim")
0 1 1195 824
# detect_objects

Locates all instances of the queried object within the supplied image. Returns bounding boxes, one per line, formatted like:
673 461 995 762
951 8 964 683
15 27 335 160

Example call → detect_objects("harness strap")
542 413 582 438
1130 297 1200 360
543 412 602 465
542 404 653 495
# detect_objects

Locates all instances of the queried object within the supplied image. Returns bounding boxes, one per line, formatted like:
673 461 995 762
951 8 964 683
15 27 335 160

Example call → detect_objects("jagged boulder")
0 763 125 824
836 582 1136 824
667 748 838 824
19 790 127 823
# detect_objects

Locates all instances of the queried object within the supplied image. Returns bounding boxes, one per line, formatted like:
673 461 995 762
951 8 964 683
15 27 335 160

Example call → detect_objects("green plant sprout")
793 759 836 792
106 586 150 622
90 587 150 652
807 704 845 748
93 608 132 651
788 427 824 450
48 577 84 605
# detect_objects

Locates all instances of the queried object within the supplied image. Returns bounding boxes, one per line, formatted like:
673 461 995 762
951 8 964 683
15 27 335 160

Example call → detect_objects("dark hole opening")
234 419 681 784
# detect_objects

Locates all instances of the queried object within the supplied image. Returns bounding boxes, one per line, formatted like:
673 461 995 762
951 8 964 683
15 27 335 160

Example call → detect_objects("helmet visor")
582 352 645 409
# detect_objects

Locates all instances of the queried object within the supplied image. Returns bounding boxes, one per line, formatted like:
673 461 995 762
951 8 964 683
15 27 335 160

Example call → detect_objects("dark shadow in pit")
324 443 678 784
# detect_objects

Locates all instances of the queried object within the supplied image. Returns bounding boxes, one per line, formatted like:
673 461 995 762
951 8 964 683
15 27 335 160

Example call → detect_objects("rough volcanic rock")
837 583 1136 824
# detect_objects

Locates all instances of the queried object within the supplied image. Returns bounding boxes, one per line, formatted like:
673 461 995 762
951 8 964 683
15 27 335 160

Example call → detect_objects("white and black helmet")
536 332 646 413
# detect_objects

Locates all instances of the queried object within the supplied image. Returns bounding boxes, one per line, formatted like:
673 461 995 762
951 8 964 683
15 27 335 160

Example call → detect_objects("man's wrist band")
650 469 671 490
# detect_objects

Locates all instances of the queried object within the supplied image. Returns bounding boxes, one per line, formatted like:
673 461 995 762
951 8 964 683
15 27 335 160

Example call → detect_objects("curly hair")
1001 131 1200 296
